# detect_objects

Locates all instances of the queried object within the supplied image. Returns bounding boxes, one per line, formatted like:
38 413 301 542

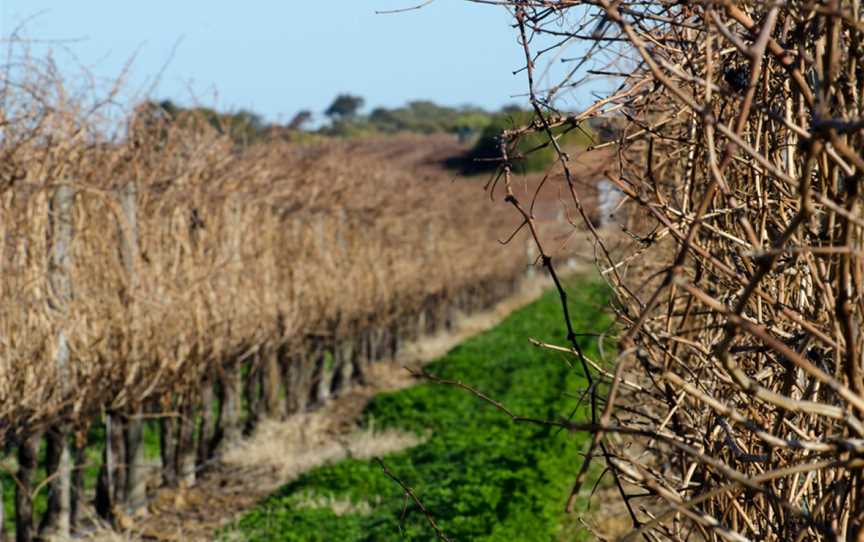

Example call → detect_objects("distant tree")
133 100 273 145
368 107 399 132
500 104 525 115
461 110 594 174
366 101 489 135
158 99 181 118
287 110 313 130
224 109 265 143
325 94 364 120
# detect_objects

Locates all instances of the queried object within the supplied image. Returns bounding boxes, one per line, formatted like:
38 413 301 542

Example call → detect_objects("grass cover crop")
230 277 611 541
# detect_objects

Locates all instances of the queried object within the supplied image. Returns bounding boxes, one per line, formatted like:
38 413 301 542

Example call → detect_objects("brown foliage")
491 1 864 540
0 56 526 453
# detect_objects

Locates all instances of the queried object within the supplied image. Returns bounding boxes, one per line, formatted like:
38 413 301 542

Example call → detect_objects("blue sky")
0 1 602 123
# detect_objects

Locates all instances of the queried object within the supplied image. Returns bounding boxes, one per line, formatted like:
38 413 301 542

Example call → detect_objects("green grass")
227 277 613 541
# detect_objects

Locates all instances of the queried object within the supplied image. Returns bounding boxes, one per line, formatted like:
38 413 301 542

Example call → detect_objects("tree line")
136 94 616 174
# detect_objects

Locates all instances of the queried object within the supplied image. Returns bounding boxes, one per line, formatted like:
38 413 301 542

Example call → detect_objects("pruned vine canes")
0 39 548 538
482 0 864 540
